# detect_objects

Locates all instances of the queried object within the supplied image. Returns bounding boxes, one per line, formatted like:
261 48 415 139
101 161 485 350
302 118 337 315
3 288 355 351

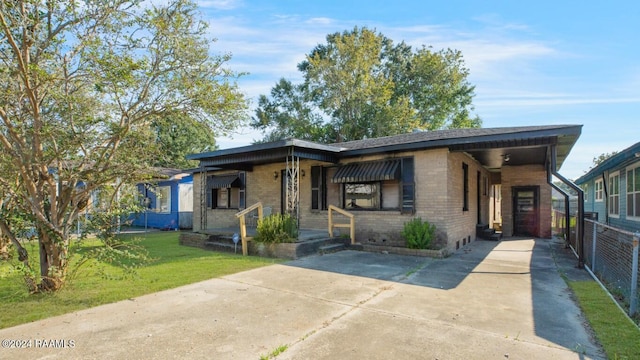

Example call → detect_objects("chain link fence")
554 207 639 318
583 219 639 317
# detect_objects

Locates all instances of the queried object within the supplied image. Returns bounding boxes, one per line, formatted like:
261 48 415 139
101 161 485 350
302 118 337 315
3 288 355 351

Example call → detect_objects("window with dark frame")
463 163 469 211
330 157 414 213
311 166 326 210
206 172 246 210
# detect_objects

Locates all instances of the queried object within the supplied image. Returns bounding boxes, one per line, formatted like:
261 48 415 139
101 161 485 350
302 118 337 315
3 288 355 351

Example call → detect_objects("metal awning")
332 159 400 183
209 174 240 188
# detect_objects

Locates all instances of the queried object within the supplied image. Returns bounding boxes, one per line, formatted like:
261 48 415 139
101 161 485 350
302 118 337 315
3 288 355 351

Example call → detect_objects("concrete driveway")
0 238 604 359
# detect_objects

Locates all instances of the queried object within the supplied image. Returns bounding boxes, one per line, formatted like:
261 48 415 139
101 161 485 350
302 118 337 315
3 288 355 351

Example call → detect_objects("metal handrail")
328 205 355 244
235 202 263 255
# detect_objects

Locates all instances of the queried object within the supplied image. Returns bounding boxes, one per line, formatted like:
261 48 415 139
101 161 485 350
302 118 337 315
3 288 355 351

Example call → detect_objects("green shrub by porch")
402 217 436 249
255 214 298 243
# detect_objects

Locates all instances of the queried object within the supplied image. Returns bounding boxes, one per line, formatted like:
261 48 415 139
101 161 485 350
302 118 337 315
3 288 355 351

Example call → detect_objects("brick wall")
442 152 492 252
192 149 548 249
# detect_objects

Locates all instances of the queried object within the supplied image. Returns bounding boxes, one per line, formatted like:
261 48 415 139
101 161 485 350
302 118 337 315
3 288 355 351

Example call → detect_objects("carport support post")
630 233 639 316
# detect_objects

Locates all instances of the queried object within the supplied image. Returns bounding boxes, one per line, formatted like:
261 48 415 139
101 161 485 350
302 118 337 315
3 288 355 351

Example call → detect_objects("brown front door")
513 186 539 237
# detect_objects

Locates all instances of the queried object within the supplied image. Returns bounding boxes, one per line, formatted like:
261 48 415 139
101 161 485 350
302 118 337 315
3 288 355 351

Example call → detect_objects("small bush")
255 214 298 243
402 217 436 249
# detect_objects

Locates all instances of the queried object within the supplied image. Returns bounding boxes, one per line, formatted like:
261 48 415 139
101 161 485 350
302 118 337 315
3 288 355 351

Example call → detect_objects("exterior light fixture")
273 171 279 180
300 169 305 178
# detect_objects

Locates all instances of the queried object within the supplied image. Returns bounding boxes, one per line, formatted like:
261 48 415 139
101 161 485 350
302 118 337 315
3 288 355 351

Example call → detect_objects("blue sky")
196 0 639 180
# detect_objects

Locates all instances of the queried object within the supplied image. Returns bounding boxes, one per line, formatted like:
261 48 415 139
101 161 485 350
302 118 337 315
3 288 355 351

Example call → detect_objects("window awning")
332 159 400 183
209 174 240 188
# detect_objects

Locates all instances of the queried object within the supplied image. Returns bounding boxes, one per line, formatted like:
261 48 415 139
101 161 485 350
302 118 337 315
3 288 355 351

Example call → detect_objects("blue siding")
576 147 640 233
130 175 192 230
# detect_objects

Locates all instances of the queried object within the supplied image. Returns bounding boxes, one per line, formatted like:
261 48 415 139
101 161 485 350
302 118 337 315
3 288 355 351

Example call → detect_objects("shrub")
402 217 436 249
254 214 298 243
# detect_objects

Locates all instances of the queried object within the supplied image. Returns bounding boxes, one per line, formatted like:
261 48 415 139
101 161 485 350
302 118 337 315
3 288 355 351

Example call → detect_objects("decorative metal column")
200 164 207 231
285 147 300 227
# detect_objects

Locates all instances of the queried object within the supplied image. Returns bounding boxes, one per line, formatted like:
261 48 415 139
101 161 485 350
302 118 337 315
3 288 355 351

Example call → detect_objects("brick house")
187 125 582 252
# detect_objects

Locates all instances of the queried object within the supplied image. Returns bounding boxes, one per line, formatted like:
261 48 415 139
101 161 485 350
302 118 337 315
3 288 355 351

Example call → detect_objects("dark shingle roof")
331 125 580 153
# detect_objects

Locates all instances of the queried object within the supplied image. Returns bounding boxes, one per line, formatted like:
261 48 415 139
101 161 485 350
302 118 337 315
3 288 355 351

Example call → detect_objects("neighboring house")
575 142 640 233
187 125 582 252
130 168 194 230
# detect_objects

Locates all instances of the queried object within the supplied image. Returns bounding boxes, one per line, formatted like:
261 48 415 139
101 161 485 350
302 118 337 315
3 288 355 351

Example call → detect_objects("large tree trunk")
37 227 68 292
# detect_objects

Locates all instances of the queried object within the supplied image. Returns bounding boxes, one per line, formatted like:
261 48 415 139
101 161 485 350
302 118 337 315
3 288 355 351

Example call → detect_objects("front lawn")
0 231 276 329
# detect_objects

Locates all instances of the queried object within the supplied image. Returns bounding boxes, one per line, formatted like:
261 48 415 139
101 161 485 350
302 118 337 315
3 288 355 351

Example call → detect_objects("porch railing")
328 205 355 244
235 202 264 256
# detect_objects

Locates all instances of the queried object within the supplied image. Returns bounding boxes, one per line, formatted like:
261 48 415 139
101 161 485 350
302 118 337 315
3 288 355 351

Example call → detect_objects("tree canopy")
0 0 246 291
151 112 219 169
252 26 481 143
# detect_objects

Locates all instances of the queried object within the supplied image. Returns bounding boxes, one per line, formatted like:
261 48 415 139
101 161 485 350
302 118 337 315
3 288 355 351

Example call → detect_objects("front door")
513 186 539 237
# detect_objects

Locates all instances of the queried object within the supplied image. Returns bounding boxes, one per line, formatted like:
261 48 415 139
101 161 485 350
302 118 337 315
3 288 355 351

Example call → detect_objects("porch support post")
199 164 207 231
286 147 300 227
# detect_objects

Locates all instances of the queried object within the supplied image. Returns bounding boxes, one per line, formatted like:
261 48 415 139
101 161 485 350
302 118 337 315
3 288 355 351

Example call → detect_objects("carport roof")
187 125 581 172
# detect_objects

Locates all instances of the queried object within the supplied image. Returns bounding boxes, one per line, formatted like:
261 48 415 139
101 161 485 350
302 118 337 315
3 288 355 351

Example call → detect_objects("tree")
151 112 219 169
0 0 247 292
252 27 480 143
591 152 618 169
252 79 330 143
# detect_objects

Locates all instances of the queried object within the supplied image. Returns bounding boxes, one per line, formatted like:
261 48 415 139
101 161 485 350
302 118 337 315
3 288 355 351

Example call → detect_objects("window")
345 183 379 209
332 157 414 213
609 172 620 217
482 176 488 196
311 166 326 210
156 186 171 213
206 172 245 209
595 179 603 202
462 163 469 211
627 165 640 218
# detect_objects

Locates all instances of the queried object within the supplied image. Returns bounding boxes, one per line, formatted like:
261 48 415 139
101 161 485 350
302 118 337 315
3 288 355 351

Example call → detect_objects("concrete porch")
179 227 350 259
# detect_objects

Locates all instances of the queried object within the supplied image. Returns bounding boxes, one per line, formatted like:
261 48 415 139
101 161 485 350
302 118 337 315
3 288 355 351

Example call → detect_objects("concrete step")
482 228 496 237
318 243 346 255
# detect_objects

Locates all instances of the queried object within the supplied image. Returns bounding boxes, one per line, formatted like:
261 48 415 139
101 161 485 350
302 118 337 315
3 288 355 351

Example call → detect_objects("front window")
207 172 246 210
595 179 603 202
462 163 469 211
627 165 640 219
609 173 620 217
333 157 414 213
156 186 171 213
345 183 379 209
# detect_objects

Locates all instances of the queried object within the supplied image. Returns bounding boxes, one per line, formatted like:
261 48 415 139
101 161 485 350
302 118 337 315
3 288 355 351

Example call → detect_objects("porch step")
318 243 346 255
478 226 502 241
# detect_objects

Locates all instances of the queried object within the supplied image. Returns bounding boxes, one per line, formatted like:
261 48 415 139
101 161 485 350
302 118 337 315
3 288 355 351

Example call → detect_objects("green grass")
260 344 289 360
568 281 640 359
0 231 277 329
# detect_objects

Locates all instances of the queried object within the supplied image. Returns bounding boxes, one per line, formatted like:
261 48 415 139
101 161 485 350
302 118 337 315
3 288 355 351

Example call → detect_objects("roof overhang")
186 139 341 170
